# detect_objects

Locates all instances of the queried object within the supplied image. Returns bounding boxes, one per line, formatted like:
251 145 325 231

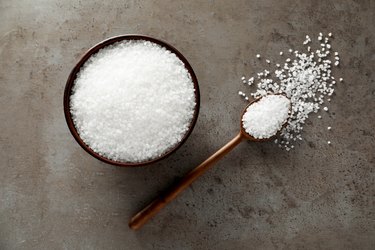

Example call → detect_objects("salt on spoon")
242 95 290 139
129 94 291 230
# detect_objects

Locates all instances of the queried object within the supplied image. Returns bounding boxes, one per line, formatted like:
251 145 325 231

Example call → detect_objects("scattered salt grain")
242 95 290 139
247 77 254 86
327 126 332 130
266 59 271 64
70 40 196 162
303 35 311 45
280 52 283 56
327 141 331 145
256 54 261 59
323 107 329 111
339 78 343 82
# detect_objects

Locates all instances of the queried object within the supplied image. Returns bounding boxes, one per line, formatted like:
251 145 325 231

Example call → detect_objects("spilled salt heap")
70 40 196 163
239 33 342 150
242 95 290 139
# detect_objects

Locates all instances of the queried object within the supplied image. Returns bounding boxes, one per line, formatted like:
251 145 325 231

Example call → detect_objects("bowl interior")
63 35 200 167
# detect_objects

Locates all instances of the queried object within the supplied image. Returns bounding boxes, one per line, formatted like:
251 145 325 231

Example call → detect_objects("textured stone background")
0 0 374 249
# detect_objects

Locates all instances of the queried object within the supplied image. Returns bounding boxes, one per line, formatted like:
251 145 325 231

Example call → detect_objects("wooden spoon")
129 94 289 230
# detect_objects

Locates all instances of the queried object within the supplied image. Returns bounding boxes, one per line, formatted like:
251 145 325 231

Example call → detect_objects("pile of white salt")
239 33 342 149
242 95 290 139
70 40 196 163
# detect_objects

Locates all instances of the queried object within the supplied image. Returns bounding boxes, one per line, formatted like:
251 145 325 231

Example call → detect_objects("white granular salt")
242 95 290 139
70 40 196 162
239 33 341 150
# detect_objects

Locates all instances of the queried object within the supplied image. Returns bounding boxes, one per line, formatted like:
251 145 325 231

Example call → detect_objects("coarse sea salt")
70 40 196 162
239 33 341 150
242 95 290 139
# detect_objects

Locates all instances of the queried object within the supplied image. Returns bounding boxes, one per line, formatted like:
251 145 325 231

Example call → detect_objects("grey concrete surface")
1 0 374 249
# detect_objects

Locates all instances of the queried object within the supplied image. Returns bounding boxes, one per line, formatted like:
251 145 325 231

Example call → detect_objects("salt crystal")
70 40 196 162
280 52 283 55
242 95 290 139
256 54 261 58
327 126 332 130
323 107 329 111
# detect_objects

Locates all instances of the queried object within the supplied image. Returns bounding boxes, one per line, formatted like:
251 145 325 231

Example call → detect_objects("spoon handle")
129 132 244 230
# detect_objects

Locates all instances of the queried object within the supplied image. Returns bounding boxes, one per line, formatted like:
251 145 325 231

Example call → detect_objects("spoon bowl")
240 93 291 142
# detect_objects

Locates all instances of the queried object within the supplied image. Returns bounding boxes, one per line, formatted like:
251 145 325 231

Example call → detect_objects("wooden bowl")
63 35 200 167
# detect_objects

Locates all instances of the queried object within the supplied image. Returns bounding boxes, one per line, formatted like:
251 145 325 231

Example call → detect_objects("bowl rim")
63 34 200 167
